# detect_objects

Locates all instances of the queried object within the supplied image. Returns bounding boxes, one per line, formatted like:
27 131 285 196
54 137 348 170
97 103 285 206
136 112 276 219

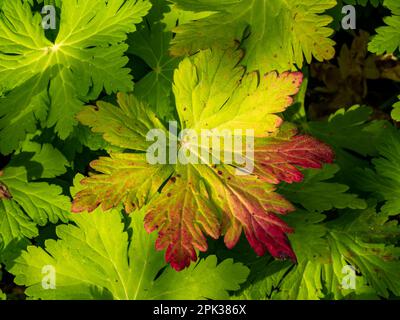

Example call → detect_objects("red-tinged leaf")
144 164 298 271
144 166 220 271
72 153 173 213
73 47 336 271
254 134 334 184
206 167 297 261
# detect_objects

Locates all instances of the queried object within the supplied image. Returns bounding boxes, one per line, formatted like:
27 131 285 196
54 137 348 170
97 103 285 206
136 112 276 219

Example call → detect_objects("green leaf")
391 96 400 121
369 0 400 54
0 73 50 155
72 125 109 152
235 211 328 300
149 255 249 299
355 128 400 215
12 136 69 179
236 206 400 299
233 260 293 300
280 164 367 212
343 0 382 6
0 166 70 225
0 199 38 261
128 0 180 120
170 0 336 73
292 208 400 299
11 181 249 299
306 106 389 157
0 148 70 263
323 210 400 299
162 2 213 32
0 0 151 152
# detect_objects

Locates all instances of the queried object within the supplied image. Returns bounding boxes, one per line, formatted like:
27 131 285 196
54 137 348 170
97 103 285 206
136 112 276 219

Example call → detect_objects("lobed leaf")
0 0 151 153
170 0 336 73
12 184 249 300
74 47 334 270
369 0 400 54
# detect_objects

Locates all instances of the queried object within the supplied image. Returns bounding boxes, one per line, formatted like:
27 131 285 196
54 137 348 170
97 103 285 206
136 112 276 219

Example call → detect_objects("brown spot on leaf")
0 184 12 200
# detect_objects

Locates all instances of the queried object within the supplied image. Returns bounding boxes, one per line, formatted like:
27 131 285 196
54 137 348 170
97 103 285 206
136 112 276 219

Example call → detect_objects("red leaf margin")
142 134 334 271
